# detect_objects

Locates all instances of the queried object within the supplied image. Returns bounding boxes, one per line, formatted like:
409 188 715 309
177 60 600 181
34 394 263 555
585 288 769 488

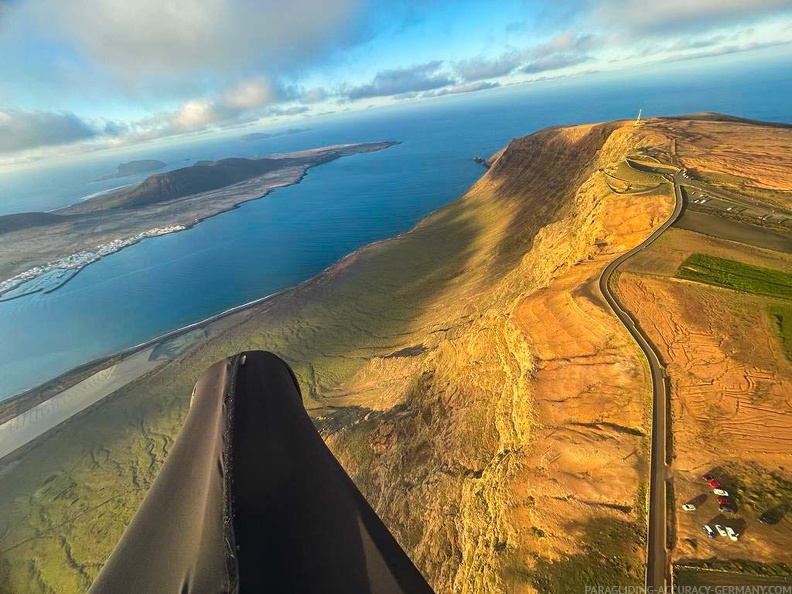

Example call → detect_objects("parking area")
675 466 792 562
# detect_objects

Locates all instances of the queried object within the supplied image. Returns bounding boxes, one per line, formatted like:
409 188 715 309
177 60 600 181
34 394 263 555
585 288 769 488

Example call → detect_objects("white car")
713 488 729 497
682 503 696 511
715 524 728 537
725 526 739 542
703 525 716 539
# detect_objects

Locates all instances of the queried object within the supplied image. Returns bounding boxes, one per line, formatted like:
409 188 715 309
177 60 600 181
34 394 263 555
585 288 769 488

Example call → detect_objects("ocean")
0 50 790 401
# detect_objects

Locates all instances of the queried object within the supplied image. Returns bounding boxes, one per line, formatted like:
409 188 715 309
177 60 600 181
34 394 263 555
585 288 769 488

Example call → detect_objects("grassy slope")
0 121 665 593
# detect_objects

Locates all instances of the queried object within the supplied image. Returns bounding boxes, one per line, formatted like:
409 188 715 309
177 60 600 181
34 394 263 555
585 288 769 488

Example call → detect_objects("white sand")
0 347 161 460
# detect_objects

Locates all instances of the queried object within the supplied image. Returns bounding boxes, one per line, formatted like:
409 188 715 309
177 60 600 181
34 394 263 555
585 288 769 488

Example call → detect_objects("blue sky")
0 0 790 165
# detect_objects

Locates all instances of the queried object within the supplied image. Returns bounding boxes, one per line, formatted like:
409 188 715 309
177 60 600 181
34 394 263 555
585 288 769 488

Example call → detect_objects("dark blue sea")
0 50 790 400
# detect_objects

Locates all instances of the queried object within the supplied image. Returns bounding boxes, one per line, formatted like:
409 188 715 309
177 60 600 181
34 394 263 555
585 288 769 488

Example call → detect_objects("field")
676 253 792 299
769 304 792 363
616 116 792 581
676 567 792 588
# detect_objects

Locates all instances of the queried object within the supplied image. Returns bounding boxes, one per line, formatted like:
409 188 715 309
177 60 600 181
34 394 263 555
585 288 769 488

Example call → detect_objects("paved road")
598 169 683 592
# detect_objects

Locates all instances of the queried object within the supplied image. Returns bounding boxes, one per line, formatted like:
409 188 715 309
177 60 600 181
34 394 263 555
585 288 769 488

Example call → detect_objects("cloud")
301 87 329 103
222 80 278 110
594 0 792 36
108 77 306 144
342 61 454 100
532 32 600 57
667 34 730 52
4 0 365 88
266 105 310 117
658 25 792 57
661 37 792 62
521 53 590 74
0 109 98 153
519 32 600 74
421 81 500 98
453 52 522 81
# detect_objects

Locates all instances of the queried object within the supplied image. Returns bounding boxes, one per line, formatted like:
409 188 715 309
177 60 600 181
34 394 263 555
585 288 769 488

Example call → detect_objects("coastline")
0 188 425 448
0 287 283 417
0 211 407 455
0 225 186 300
0 139 445 432
0 141 399 288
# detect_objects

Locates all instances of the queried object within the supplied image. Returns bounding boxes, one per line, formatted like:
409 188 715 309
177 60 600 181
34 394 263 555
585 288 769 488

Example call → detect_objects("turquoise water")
0 52 790 400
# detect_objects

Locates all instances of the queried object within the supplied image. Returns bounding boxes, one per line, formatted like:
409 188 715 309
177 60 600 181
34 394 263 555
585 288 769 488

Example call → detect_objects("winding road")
598 166 684 592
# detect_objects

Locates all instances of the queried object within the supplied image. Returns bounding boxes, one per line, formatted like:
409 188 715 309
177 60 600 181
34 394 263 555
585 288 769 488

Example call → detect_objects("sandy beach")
0 348 161 460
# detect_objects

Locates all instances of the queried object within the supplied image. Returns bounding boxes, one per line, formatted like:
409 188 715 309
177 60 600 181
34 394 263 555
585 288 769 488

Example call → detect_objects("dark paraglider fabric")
89 351 434 594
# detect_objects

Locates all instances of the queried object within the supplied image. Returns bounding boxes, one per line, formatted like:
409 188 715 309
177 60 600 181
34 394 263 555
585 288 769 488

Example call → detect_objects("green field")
769 304 792 363
676 254 792 299
676 567 792 588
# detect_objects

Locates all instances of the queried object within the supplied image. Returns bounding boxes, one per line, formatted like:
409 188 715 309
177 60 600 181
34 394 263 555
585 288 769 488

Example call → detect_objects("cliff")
0 121 675 593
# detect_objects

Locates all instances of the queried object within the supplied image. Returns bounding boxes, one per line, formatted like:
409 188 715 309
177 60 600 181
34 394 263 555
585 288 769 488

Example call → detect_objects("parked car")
715 524 728 537
713 488 729 497
725 527 739 542
682 503 696 511
759 510 782 525
717 496 731 505
719 505 736 514
702 473 715 482
709 480 721 489
703 525 716 538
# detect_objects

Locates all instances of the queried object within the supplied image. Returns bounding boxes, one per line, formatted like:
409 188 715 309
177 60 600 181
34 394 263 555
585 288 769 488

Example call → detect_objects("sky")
0 0 791 166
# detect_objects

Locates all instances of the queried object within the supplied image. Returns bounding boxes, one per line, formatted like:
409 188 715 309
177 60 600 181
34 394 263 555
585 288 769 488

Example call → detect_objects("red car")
717 496 731 505
702 473 715 482
709 480 721 489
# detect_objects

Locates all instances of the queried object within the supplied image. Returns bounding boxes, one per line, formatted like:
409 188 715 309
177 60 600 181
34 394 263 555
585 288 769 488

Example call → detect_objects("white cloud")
222 80 276 110
0 109 98 153
301 87 329 103
594 0 792 35
342 61 455 100
7 0 363 86
171 100 216 132
453 52 521 82
420 81 500 97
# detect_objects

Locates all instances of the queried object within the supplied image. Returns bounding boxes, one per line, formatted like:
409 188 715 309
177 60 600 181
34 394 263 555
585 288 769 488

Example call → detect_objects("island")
96 159 167 181
0 142 399 299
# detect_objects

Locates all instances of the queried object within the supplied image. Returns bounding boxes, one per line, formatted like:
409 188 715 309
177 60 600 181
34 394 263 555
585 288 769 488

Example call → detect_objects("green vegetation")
602 158 668 195
769 303 792 362
150 328 208 360
718 462 792 522
676 254 792 299
626 156 677 175
531 518 644 593
676 564 792 587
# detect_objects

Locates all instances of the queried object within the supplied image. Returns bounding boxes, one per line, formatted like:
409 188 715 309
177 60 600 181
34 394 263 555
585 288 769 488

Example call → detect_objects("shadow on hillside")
483 123 619 284
526 516 644 594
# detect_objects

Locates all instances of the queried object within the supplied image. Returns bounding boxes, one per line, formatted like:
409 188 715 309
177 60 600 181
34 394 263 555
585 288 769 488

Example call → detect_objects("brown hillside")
0 121 674 593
